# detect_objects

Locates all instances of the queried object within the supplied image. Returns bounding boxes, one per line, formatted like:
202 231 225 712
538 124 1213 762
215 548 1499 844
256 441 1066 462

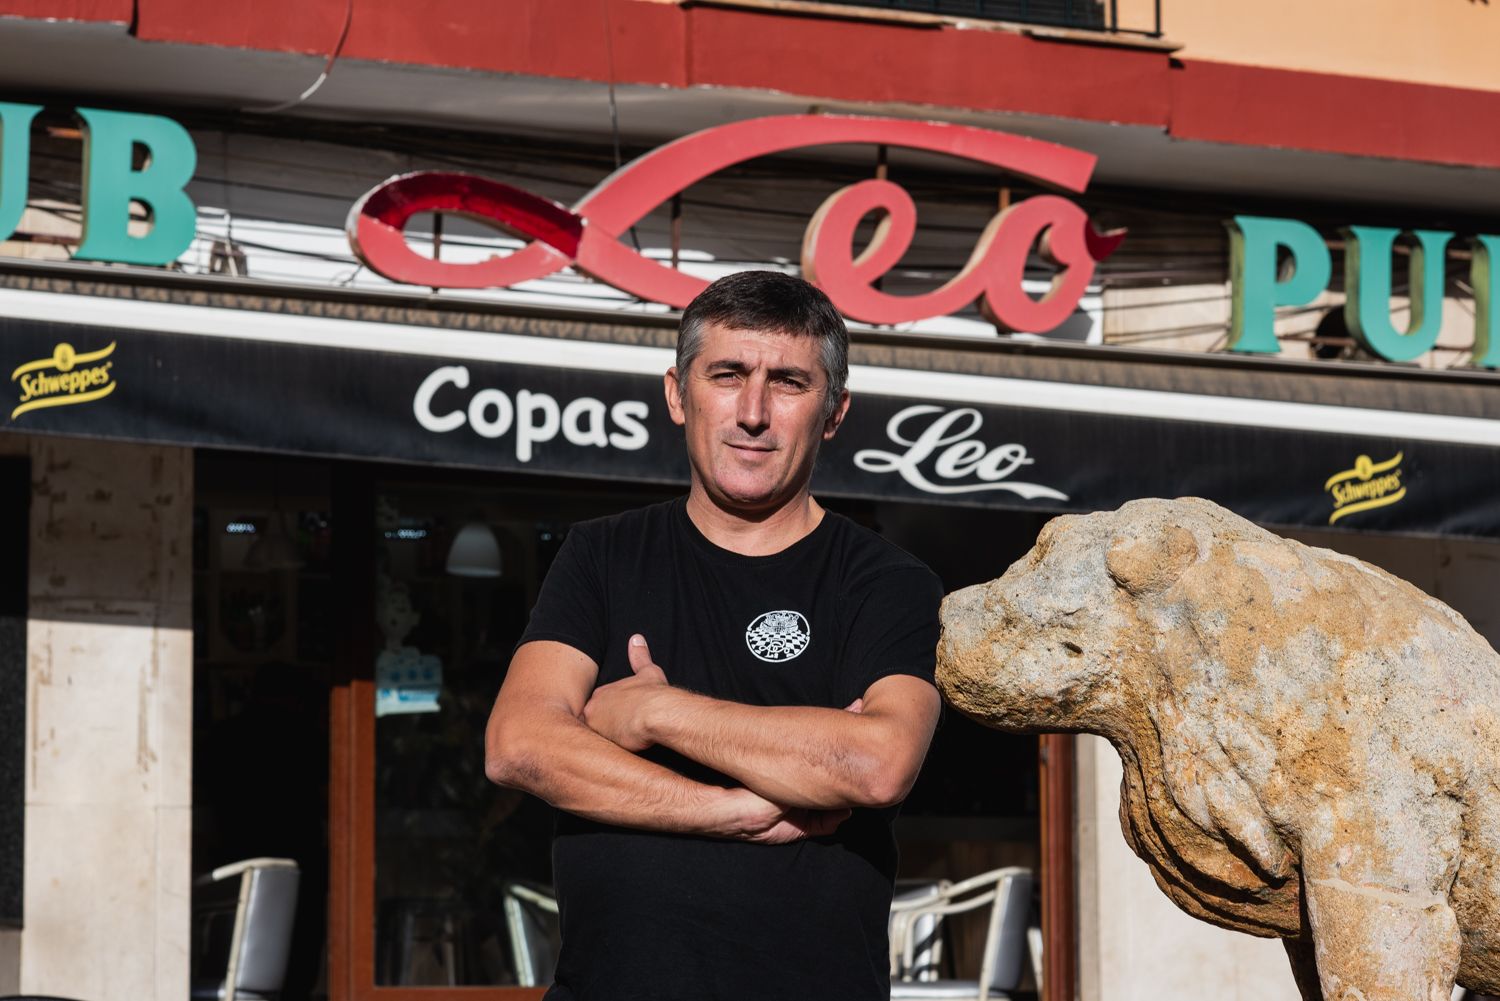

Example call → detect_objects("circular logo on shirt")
745 610 811 663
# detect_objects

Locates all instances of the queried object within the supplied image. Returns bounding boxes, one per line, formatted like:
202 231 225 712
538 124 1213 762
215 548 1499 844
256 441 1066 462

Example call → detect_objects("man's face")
665 323 850 515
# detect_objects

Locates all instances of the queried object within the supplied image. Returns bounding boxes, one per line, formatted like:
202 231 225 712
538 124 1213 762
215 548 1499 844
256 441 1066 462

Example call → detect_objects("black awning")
1 291 1497 539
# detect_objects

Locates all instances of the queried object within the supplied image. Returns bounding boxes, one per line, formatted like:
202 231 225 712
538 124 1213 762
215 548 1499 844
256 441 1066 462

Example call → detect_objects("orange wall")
1128 0 1500 92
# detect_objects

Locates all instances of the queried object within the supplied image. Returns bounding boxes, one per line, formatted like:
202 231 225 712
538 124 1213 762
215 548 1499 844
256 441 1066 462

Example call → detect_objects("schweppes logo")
10 342 117 420
1324 452 1406 524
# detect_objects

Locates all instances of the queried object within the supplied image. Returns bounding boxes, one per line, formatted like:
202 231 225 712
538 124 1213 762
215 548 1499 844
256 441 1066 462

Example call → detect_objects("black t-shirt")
517 496 943 1001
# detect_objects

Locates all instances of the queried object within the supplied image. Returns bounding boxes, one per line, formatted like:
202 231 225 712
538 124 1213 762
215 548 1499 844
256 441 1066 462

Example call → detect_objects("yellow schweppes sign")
10 342 117 420
1324 452 1406 524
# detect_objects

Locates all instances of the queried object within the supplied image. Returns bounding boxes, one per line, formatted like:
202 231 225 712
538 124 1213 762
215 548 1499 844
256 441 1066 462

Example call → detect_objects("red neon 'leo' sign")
346 115 1124 332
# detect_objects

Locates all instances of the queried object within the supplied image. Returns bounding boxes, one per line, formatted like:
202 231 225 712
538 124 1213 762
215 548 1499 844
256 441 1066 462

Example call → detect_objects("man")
484 270 943 1000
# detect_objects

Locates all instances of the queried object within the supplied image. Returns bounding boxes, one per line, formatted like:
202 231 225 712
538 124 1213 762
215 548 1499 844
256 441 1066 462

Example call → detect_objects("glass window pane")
371 485 552 987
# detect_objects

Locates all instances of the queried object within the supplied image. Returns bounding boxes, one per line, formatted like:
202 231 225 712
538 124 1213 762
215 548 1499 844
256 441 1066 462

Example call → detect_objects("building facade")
1 2 1499 1000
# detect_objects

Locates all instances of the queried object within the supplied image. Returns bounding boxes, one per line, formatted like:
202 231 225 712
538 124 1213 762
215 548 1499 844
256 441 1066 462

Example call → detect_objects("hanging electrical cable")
600 0 644 256
244 0 355 115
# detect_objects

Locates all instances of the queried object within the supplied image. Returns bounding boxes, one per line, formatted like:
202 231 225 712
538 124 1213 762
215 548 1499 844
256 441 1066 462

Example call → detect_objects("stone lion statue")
937 497 1500 1001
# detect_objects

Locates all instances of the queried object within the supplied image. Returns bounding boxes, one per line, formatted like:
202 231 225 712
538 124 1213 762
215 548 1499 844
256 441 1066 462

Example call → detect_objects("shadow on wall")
0 455 25 941
0 913 16 994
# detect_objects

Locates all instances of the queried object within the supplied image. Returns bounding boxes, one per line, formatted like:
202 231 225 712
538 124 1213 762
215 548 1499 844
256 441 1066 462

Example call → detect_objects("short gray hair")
677 271 849 420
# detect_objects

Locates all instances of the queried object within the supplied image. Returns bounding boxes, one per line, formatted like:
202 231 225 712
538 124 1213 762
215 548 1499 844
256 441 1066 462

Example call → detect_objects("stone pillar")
20 436 192 1001
0 439 23 997
1076 733 1300 1001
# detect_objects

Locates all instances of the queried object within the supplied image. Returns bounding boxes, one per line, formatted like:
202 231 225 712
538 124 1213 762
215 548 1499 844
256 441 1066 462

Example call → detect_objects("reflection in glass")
446 521 504 578
372 487 550 987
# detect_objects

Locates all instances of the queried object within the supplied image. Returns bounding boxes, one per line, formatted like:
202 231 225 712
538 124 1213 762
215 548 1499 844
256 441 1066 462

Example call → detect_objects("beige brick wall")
2 434 25 998
18 435 193 1001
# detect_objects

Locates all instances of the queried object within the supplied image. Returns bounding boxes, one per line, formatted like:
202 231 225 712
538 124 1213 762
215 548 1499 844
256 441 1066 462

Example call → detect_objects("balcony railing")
809 0 1162 38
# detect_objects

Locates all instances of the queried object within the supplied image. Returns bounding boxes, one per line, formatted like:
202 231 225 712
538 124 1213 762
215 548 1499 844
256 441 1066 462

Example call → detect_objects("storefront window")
363 482 1049 989
371 485 548 986
368 480 682 988
192 454 333 1001
190 455 1055 998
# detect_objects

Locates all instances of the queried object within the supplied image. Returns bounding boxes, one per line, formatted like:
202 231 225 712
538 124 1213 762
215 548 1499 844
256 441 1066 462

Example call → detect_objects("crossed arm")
483 635 941 843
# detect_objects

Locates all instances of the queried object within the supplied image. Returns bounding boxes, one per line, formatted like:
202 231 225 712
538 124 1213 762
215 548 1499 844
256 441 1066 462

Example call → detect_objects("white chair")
1027 925 1044 991
889 867 1035 1001
891 879 951 982
502 880 560 987
191 858 300 1001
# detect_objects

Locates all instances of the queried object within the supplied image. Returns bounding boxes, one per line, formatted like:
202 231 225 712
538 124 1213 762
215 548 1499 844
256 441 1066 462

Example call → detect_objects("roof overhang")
2 259 1496 537
3 9 1500 216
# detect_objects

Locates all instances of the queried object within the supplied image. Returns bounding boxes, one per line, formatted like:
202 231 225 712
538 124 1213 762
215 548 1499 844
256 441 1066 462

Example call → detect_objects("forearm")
486 707 747 837
644 693 906 811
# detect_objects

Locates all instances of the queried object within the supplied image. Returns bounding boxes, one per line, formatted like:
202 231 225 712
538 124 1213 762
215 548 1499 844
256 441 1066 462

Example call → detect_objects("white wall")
18 435 193 1001
1076 734 1302 1001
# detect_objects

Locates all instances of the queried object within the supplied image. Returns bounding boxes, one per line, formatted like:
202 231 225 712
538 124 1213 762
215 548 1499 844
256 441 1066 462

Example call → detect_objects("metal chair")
190 857 300 1001
501 880 559 988
889 867 1035 1001
890 879 951 982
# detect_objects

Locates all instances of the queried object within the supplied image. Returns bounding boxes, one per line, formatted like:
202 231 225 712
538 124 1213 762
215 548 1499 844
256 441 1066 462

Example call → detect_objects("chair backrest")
216 858 300 1000
890 879 947 981
502 881 559 988
980 868 1035 994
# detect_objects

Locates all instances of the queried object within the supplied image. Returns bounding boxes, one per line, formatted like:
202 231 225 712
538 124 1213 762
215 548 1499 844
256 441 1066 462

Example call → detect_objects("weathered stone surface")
938 497 1500 1001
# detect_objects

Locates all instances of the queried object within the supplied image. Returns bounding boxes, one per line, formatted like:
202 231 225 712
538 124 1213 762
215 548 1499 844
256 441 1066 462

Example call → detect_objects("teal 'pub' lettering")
0 103 197 267
1228 214 1497 369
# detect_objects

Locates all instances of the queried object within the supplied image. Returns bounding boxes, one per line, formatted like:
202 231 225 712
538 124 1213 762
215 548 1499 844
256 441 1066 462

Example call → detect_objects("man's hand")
717 786 851 845
581 634 669 752
584 635 866 753
725 696 863 844
577 635 864 843
488 640 851 843
587 632 939 810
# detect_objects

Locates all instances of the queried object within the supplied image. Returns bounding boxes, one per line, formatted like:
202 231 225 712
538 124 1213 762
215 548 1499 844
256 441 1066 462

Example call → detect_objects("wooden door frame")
1040 732 1078 1001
